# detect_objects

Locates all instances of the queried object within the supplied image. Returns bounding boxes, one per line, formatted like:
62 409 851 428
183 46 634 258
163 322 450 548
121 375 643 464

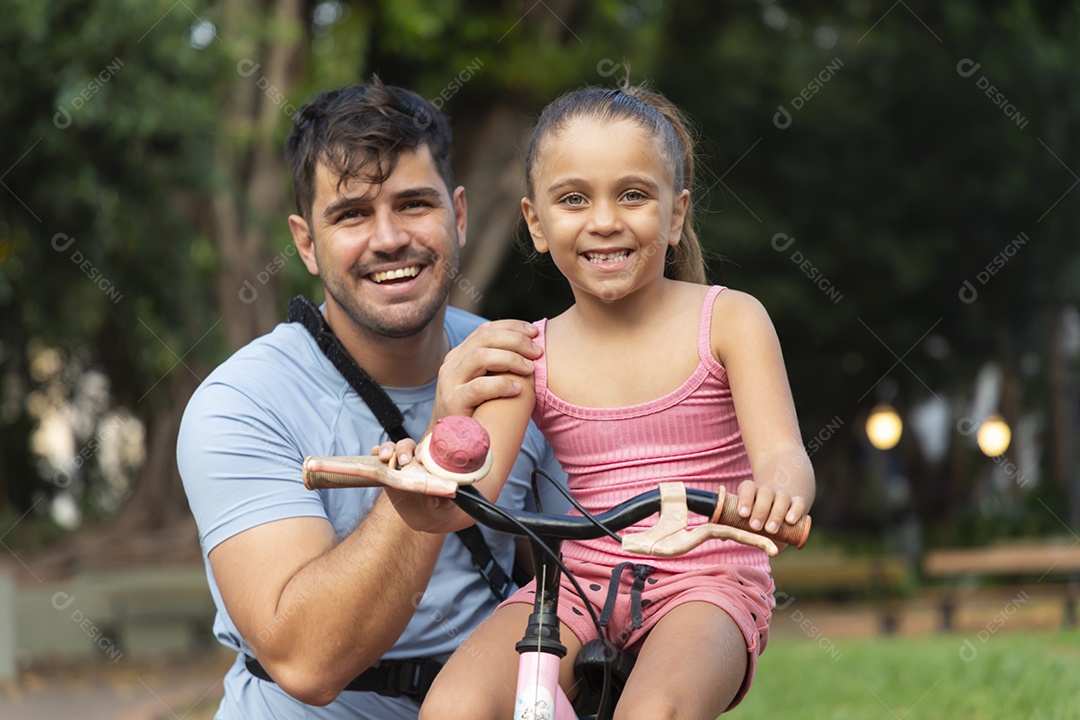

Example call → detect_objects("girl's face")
522 116 689 303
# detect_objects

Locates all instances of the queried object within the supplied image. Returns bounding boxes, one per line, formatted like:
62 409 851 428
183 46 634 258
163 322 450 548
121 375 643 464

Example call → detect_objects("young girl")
385 84 814 719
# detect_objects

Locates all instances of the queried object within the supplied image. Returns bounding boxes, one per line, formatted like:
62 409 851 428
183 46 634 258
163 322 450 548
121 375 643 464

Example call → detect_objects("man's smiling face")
293 144 467 340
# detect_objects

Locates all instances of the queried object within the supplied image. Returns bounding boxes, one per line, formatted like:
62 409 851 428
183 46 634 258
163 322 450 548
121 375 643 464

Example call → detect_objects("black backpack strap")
289 296 408 439
288 295 523 602
454 524 518 601
245 655 441 702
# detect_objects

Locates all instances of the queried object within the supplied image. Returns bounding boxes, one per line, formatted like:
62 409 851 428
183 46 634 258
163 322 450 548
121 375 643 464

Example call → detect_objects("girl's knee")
420 688 489 720
613 695 682 720
420 672 507 720
614 691 730 720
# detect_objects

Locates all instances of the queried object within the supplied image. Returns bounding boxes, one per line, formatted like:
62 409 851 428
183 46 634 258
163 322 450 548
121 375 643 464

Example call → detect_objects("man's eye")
338 209 362 221
402 200 433 211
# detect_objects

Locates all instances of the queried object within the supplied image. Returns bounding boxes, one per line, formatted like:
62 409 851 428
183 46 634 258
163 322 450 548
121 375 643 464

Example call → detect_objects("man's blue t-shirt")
178 307 567 719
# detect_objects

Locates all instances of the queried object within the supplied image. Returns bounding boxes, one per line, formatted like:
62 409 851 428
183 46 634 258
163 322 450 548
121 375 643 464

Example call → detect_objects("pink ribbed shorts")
499 558 774 710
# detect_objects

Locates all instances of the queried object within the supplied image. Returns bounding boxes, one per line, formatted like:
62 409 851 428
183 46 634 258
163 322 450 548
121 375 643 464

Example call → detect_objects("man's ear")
289 214 321 276
521 197 548 254
668 188 690 247
453 186 467 249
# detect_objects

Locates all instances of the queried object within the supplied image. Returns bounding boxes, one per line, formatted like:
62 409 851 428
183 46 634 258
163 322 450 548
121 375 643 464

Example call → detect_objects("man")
178 78 562 718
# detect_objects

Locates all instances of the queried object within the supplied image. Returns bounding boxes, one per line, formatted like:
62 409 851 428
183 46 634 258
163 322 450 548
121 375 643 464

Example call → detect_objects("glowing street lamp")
866 403 903 450
977 414 1011 457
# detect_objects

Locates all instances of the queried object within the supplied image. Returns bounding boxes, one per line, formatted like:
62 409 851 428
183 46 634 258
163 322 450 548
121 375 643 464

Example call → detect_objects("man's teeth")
370 266 421 283
585 251 629 263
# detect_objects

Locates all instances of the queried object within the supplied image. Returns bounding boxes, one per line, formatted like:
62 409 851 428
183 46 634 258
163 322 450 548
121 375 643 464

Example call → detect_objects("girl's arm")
713 290 815 537
382 373 537 533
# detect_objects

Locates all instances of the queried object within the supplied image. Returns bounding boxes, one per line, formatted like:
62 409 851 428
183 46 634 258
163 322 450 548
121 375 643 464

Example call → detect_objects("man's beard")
324 246 458 339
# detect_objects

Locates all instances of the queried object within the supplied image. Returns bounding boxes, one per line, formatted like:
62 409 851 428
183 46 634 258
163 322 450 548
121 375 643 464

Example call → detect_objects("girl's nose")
586 199 623 235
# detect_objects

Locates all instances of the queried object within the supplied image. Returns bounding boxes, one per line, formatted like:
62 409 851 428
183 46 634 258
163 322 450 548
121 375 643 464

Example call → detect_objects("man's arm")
184 322 546 706
208 501 445 706
179 380 448 706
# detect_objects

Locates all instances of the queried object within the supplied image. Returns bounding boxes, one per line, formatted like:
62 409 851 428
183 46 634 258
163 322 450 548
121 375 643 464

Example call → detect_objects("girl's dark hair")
523 84 706 284
285 76 453 221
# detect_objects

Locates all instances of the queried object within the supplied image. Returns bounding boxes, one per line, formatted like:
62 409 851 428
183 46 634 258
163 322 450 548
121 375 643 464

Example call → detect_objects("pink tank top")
532 286 770 574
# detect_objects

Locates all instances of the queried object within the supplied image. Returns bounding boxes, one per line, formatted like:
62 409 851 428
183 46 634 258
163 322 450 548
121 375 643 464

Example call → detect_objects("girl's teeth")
371 266 421 283
587 251 628 263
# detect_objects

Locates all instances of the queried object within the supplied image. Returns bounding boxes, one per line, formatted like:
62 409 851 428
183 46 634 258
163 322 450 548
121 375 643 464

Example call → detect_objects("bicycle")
303 416 811 720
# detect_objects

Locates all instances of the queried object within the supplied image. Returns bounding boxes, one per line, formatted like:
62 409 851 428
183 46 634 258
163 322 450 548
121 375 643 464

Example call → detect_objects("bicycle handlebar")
453 483 809 548
303 457 810 552
302 414 809 554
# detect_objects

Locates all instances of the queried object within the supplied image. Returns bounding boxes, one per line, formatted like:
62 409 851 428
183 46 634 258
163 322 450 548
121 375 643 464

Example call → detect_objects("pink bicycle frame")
514 650 576 720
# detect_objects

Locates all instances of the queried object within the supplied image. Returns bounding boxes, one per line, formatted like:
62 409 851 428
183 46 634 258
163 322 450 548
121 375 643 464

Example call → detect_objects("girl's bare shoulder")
712 287 769 316
709 288 779 365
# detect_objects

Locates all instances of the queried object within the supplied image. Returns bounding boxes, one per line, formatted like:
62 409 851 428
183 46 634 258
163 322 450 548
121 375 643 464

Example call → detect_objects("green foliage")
731 630 1080 719
1 0 227 392
1 0 1077 547
0 0 229 522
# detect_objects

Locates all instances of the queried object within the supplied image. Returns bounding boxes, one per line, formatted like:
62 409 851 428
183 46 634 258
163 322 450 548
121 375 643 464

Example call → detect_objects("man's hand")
435 320 542 419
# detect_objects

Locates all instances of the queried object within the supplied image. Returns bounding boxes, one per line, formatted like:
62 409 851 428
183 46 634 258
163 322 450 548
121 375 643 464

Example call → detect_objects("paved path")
1 592 1063 718
0 651 232 720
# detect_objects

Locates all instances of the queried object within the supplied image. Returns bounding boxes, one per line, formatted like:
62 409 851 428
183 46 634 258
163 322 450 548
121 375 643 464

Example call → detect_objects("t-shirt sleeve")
178 381 329 554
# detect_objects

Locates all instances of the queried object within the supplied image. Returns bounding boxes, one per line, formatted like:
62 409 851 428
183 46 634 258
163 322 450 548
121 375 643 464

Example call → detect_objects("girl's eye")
560 193 586 206
622 190 647 202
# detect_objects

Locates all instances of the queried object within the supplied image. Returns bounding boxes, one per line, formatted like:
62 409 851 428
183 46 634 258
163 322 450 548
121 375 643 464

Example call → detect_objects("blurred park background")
1 0 1078 717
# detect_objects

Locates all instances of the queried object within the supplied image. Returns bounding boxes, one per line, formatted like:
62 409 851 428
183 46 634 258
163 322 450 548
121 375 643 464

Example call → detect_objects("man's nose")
368 210 410 253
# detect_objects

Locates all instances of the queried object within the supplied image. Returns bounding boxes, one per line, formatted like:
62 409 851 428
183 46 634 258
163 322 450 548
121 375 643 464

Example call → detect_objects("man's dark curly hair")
284 76 454 221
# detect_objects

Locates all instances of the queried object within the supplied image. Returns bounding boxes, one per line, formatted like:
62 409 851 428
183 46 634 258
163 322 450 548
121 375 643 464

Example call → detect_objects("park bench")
922 539 1080 631
105 569 216 655
770 548 914 633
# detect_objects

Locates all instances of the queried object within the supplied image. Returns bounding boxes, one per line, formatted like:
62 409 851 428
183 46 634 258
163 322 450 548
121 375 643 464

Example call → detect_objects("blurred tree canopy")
0 0 1077 569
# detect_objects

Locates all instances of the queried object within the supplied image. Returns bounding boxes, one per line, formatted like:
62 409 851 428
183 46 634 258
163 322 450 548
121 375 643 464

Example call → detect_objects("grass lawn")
727 629 1080 719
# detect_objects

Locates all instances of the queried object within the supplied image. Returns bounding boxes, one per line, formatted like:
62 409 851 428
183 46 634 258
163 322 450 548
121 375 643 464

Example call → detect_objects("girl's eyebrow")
618 175 661 194
546 175 661 195
546 177 589 195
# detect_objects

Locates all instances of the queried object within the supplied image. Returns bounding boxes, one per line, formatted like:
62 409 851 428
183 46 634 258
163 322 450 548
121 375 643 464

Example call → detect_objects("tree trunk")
21 0 310 580
451 104 534 313
212 0 308 349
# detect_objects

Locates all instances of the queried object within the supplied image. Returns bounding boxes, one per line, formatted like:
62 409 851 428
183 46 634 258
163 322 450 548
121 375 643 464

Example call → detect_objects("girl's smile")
522 117 688 304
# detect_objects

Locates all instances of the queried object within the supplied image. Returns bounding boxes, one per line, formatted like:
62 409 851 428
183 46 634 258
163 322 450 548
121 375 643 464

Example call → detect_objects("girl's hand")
371 439 419 467
735 479 810 536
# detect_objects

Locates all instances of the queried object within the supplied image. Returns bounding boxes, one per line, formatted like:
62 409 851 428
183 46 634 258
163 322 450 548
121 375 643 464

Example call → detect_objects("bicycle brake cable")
461 491 609 640
468 488 622 716
530 468 621 544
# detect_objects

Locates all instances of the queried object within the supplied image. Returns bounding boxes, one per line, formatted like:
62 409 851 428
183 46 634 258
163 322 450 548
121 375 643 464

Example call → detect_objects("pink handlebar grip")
302 456 384 490
302 455 460 497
